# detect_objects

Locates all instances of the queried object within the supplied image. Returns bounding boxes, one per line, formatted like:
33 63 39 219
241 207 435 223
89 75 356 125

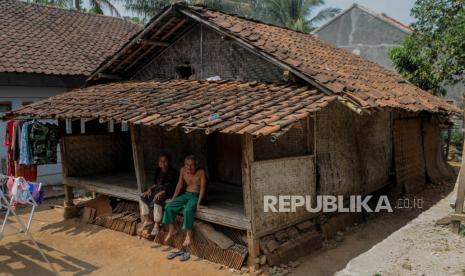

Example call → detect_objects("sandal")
180 251 190 262
166 250 184 260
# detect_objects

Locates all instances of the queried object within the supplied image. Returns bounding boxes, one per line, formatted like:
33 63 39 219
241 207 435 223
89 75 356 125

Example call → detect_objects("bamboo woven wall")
316 102 392 196
63 133 133 177
141 126 208 172
254 120 308 161
251 155 316 236
423 117 456 183
132 25 283 82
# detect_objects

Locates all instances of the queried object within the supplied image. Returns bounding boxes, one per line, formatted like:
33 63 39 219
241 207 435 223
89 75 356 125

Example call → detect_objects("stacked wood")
94 212 140 235
92 200 140 236
113 201 139 213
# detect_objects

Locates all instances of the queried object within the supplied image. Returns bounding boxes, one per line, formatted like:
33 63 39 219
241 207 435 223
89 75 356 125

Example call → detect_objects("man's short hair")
159 153 170 162
184 155 197 163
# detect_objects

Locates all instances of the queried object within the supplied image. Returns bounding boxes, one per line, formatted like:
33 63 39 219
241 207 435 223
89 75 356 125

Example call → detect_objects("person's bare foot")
182 231 193 247
164 230 177 244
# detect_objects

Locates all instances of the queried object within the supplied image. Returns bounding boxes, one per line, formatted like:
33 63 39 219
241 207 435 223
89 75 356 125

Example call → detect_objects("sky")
111 0 417 26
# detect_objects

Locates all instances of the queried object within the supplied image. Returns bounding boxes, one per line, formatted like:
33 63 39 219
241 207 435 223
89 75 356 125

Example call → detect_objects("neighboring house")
0 0 141 184
312 3 412 71
313 3 464 107
9 3 458 268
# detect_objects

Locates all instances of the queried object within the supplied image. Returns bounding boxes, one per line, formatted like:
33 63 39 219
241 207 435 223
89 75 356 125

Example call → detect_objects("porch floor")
64 173 250 230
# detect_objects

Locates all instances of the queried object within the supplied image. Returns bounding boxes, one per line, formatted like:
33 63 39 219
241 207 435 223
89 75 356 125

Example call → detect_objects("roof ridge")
312 3 412 34
182 3 311 35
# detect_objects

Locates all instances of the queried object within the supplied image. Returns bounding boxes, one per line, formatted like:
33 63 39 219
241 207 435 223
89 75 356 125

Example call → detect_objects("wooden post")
59 119 77 219
241 134 260 270
130 124 146 193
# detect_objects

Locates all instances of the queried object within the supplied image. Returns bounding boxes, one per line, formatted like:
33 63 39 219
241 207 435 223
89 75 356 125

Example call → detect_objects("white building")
0 0 141 185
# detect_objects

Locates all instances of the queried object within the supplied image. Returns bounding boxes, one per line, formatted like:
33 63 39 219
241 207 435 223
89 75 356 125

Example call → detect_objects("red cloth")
4 119 15 176
14 161 37 182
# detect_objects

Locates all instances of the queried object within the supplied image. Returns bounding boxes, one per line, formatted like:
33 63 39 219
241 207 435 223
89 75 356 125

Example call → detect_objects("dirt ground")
0 198 231 276
0 179 459 276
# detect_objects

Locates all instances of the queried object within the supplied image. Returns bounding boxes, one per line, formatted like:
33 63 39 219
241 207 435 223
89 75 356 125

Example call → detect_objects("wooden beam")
88 6 174 81
137 39 170 47
306 116 312 154
108 120 115 133
130 124 146 193
241 134 259 270
160 19 187 41
97 73 122 80
118 17 179 73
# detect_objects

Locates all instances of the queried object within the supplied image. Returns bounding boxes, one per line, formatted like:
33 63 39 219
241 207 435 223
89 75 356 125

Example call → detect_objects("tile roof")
93 4 458 115
9 80 335 140
0 0 141 76
177 5 458 115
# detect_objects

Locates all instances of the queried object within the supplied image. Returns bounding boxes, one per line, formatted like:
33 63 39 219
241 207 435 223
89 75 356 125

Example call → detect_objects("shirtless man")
162 155 206 247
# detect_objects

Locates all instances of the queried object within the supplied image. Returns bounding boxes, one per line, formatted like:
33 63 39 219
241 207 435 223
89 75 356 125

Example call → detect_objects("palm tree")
75 0 121 16
120 0 169 18
27 0 70 8
25 0 121 16
262 0 340 32
120 0 256 19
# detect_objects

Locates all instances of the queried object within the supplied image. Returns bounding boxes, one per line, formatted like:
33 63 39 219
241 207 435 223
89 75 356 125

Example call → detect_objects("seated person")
139 154 178 237
163 155 206 247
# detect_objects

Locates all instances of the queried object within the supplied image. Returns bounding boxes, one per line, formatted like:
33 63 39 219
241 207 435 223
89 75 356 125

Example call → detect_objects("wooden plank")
137 39 170 47
130 124 146 193
455 142 465 214
89 7 174 79
241 134 259 268
242 134 254 221
64 176 139 201
194 221 234 249
122 17 179 72
64 185 74 207
64 175 251 229
160 19 187 41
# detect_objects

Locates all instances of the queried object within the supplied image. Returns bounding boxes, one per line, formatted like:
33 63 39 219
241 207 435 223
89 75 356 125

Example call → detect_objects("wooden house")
7 3 459 268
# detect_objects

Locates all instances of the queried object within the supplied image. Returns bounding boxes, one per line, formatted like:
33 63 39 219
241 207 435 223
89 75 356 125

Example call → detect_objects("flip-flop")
179 251 190 262
166 250 184 260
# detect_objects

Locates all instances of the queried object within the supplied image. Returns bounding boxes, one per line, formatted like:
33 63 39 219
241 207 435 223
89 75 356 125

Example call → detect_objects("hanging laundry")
30 122 60 165
4 120 15 176
28 181 43 204
11 177 30 205
12 120 23 166
0 174 9 195
19 121 34 165
15 161 37 182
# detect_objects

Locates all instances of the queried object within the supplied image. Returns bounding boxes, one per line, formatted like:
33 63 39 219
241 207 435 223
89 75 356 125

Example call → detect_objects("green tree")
27 0 70 8
25 0 121 16
389 0 465 95
121 0 169 18
120 0 256 19
261 0 340 32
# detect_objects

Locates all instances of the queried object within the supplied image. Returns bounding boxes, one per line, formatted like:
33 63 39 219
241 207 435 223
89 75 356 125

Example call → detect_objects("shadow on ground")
0 239 98 275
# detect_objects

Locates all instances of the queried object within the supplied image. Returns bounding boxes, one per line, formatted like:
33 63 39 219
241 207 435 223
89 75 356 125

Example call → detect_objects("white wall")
0 86 66 185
